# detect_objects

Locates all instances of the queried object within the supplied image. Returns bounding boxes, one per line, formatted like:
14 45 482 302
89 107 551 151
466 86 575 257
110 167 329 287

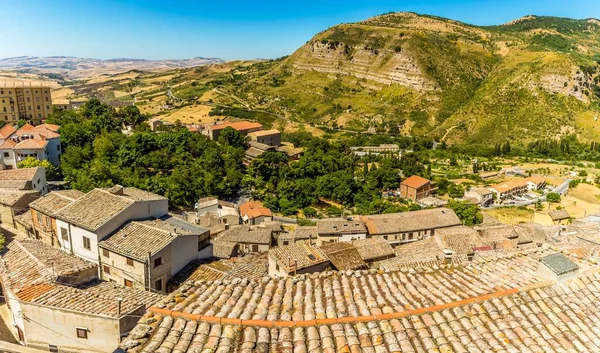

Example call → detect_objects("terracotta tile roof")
121 247 595 352
0 124 16 139
490 179 527 193
13 139 48 150
525 176 546 185
0 139 16 149
472 187 492 196
320 242 367 271
245 146 266 158
0 180 28 190
99 217 200 262
352 236 395 261
30 280 163 318
239 200 272 219
210 121 263 131
213 241 239 259
119 187 168 201
279 226 317 242
14 210 34 229
55 188 136 231
215 225 273 246
548 209 570 221
435 226 482 255
400 175 431 189
269 243 328 272
317 218 367 235
0 167 41 181
381 237 445 270
0 188 39 207
29 190 83 216
362 208 462 235
248 129 281 137
0 239 97 294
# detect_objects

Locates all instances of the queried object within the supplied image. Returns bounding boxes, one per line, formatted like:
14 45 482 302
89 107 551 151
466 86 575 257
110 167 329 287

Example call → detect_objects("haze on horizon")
1 0 599 61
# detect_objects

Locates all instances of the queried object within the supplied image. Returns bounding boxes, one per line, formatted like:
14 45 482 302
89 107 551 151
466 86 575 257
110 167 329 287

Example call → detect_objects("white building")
0 166 47 194
54 185 168 264
0 123 61 169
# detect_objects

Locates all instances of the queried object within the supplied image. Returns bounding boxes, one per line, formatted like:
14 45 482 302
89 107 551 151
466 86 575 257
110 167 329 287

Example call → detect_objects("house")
361 208 462 246
319 242 367 271
0 238 162 352
98 216 208 293
0 189 39 229
213 224 274 258
28 189 84 246
202 121 263 140
524 176 546 191
54 185 169 264
399 175 436 201
351 237 395 266
0 167 47 194
474 223 534 248
479 171 500 180
268 243 329 277
488 180 527 200
248 129 281 147
350 144 400 157
195 197 239 228
548 209 571 225
278 226 317 246
245 141 277 162
464 187 494 207
0 124 61 169
239 200 272 225
537 253 579 283
315 218 367 246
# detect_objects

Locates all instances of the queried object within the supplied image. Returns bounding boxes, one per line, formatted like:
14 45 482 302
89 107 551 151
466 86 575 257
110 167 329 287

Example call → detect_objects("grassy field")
484 206 535 224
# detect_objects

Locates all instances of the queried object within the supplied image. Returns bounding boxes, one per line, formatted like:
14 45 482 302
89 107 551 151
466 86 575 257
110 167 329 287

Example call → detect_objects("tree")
303 207 318 218
17 157 61 180
16 119 27 128
118 105 148 127
535 200 543 211
546 192 561 203
217 127 246 149
447 201 483 226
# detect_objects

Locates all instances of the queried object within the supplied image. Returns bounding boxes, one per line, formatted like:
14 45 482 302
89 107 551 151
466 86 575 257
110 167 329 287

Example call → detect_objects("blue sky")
1 0 599 60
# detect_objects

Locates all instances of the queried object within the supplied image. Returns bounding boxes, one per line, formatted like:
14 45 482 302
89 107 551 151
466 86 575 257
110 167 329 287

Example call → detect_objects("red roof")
239 200 272 219
211 121 263 131
0 125 16 139
401 175 431 189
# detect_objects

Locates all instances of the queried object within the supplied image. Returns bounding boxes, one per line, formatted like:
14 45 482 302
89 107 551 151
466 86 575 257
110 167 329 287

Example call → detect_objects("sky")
1 0 600 61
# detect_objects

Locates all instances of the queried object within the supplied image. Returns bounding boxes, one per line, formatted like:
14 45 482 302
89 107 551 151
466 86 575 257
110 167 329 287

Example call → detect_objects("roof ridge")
11 240 55 281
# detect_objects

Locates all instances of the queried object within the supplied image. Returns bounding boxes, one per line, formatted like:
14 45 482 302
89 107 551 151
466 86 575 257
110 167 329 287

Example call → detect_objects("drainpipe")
147 251 152 292
67 223 74 255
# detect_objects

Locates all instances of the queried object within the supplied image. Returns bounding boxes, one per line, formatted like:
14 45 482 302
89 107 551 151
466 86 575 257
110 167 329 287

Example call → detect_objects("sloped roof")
320 242 367 271
317 218 367 235
99 217 200 261
29 190 83 216
248 129 281 137
0 189 39 207
0 124 16 139
0 167 41 181
210 121 263 131
352 236 395 261
55 188 136 231
548 209 570 221
525 176 546 185
13 139 48 150
490 179 527 193
401 175 430 189
362 208 461 235
0 139 16 150
214 225 272 245
269 243 328 272
239 200 272 219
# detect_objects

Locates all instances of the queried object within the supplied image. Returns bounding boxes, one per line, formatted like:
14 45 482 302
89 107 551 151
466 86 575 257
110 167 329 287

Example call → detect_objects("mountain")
201 13 600 146
0 56 223 78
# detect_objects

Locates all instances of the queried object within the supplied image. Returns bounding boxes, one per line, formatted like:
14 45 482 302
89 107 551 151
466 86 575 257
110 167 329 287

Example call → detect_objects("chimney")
108 185 124 195
116 297 123 316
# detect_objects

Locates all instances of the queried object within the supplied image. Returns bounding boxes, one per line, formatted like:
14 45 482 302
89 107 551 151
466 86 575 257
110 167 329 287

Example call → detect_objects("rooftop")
0 167 41 181
0 188 39 207
320 242 367 271
248 129 281 137
214 224 273 246
548 209 571 221
269 243 328 272
472 187 492 196
55 188 135 231
490 179 527 193
99 216 202 262
317 218 367 235
362 208 462 235
239 200 272 219
401 175 431 189
540 253 579 275
120 247 595 352
525 176 546 185
352 236 395 261
29 190 84 216
210 121 263 131
13 139 48 150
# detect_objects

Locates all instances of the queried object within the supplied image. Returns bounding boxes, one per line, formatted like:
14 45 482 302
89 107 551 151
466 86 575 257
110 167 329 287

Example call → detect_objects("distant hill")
188 12 600 146
0 56 224 78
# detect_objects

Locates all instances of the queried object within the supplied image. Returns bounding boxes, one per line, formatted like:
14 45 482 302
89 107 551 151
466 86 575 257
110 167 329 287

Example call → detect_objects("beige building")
0 238 162 352
248 129 281 147
29 190 84 247
0 188 39 229
0 86 53 124
213 224 274 258
268 243 329 277
315 218 367 246
98 216 207 293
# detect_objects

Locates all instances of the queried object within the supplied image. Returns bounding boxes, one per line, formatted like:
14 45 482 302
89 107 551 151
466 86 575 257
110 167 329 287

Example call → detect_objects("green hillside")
98 13 600 146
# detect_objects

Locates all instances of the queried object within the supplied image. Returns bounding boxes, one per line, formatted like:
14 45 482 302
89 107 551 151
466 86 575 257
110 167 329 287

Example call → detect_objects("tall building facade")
0 85 53 124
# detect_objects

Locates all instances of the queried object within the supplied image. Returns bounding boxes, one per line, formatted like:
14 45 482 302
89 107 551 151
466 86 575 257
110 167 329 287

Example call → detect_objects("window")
124 279 133 287
102 248 109 258
283 241 289 246
251 244 259 252
126 257 134 266
49 345 58 353
154 279 162 291
61 227 68 240
37 212 43 224
103 265 110 275
154 257 162 268
37 178 40 184
82 236 91 250
45 216 50 226
76 328 88 339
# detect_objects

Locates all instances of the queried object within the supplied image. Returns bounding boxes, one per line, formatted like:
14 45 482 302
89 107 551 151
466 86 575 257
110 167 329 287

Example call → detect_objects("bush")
302 207 318 218
546 192 561 203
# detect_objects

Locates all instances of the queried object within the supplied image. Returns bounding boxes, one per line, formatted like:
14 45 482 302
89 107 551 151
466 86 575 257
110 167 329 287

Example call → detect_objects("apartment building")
0 123 62 169
0 85 53 124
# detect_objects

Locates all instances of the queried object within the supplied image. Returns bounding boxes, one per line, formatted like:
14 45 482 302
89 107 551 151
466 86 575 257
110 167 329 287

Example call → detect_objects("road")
486 179 571 209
